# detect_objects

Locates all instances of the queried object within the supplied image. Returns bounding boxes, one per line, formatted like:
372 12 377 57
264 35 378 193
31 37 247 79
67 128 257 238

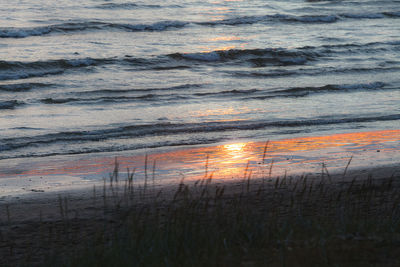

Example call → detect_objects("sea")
0 0 399 194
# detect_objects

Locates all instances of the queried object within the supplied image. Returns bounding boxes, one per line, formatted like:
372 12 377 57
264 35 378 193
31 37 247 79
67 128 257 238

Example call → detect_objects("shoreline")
1 162 399 223
1 129 399 199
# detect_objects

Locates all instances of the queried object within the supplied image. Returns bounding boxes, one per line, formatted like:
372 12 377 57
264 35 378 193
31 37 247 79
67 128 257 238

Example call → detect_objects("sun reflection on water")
223 142 247 160
2 130 399 184
224 143 246 152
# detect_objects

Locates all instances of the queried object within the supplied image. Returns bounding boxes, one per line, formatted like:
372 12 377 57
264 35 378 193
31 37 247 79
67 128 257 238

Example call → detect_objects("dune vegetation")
1 159 400 266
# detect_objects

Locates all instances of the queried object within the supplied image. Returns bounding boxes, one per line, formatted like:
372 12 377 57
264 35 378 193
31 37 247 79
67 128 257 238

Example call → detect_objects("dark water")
1 0 399 161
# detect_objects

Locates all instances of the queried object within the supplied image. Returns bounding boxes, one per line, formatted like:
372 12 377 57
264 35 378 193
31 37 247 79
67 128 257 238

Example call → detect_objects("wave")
0 100 24 110
232 65 400 79
283 14 339 23
0 58 111 70
36 82 390 105
0 69 64 81
168 41 400 66
0 20 188 38
197 14 338 26
94 3 162 9
150 65 191 70
167 41 399 65
328 66 400 75
383 11 400 17
0 57 111 81
2 40 398 82
314 40 400 51
75 84 204 96
0 137 225 160
229 70 300 78
93 3 182 9
0 47 318 81
40 94 190 105
190 82 389 100
117 20 188 31
340 13 385 19
192 82 387 99
0 82 53 92
194 89 259 97
197 11 400 27
2 10 399 39
275 82 386 96
2 113 399 155
168 48 318 64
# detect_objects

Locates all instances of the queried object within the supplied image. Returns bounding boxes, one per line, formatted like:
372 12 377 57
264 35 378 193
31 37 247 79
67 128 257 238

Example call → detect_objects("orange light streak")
1 130 399 182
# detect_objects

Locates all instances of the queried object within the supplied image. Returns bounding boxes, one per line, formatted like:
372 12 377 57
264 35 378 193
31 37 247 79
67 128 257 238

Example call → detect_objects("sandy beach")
1 162 400 222
1 129 399 198
2 0 400 265
1 156 400 266
1 129 399 266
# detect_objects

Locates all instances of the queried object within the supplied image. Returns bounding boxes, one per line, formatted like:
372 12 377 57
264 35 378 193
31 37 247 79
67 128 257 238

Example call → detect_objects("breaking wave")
74 84 204 96
0 20 188 38
39 94 190 105
1 10 399 39
0 82 53 92
0 58 111 80
275 82 387 96
3 39 398 81
197 11 399 26
0 100 24 110
168 48 318 64
94 3 162 9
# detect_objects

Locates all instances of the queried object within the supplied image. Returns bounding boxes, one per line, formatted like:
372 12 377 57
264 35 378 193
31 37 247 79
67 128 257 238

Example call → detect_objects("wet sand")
0 163 399 223
0 129 399 222
0 129 399 265
1 129 399 198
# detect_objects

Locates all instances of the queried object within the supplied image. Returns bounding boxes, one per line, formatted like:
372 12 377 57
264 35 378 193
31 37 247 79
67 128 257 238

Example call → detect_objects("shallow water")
1 129 399 197
0 0 399 189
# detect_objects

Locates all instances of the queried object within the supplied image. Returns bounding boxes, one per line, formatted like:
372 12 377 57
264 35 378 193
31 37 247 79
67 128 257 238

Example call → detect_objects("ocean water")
1 0 399 166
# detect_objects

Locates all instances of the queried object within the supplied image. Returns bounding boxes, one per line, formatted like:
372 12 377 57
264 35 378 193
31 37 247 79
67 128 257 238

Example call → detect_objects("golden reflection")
4 130 400 183
223 142 247 160
224 143 246 152
199 6 231 21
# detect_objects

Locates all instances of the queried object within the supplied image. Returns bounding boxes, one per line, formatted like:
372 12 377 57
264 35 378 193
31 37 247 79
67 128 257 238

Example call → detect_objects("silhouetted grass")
1 160 400 266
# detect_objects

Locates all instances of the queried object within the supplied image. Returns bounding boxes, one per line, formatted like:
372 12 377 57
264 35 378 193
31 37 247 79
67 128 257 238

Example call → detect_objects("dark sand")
1 163 400 266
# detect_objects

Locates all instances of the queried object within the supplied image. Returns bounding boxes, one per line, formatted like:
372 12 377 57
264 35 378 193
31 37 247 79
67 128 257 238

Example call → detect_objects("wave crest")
168 48 318 65
0 57 111 81
0 100 23 110
0 21 188 38
2 114 399 158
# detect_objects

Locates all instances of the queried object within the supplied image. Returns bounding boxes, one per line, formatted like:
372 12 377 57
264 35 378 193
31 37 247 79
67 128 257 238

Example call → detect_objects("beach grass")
1 161 400 266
